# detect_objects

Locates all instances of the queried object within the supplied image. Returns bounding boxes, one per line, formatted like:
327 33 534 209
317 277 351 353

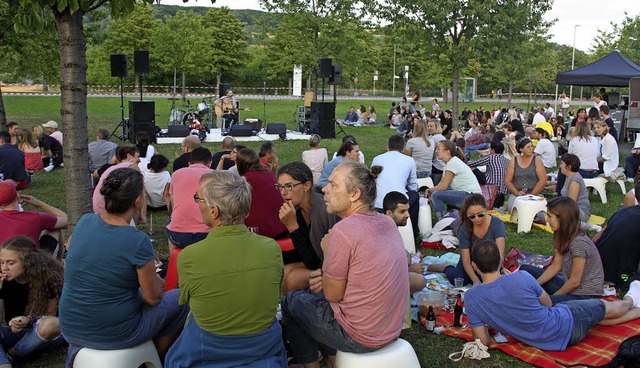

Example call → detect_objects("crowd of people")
1 89 640 367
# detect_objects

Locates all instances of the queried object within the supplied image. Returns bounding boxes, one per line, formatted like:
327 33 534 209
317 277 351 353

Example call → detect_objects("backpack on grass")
559 334 640 368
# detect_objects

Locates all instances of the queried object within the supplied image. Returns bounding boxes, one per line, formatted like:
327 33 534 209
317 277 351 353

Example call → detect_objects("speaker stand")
109 76 127 143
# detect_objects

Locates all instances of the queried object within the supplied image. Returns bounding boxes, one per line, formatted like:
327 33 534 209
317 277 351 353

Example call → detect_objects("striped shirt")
468 154 510 194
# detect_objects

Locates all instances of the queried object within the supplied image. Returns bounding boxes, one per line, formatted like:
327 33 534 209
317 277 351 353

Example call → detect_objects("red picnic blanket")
421 302 640 368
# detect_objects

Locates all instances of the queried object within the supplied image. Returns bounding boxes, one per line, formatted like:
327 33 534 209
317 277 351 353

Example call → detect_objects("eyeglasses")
468 213 486 220
193 192 207 203
274 182 303 192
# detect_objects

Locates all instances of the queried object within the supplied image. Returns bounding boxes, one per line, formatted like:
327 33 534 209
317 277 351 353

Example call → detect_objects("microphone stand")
263 81 267 125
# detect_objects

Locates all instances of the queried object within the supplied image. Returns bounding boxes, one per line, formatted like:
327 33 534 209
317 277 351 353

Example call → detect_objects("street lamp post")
569 24 580 102
373 71 378 96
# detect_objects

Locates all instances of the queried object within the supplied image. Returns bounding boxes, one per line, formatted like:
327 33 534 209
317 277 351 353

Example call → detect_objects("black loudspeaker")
310 102 336 139
243 118 262 132
129 100 156 143
318 58 332 78
219 83 232 98
110 54 128 78
134 50 149 74
229 124 253 137
266 123 287 135
329 65 343 85
167 125 189 137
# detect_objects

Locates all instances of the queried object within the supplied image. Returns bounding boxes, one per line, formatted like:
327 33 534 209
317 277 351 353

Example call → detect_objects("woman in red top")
18 129 44 172
236 148 287 239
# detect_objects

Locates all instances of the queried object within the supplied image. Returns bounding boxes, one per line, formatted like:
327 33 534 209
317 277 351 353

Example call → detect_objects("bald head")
221 137 235 150
182 135 201 152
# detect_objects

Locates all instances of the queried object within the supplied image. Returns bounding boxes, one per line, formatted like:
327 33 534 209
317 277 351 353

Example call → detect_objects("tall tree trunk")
288 77 292 96
507 79 513 109
0 85 6 131
216 74 221 95
451 68 460 129
55 8 92 231
181 72 186 101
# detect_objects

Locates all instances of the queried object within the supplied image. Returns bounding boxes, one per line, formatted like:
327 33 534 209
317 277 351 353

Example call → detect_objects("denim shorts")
562 299 606 346
0 317 64 365
165 228 208 248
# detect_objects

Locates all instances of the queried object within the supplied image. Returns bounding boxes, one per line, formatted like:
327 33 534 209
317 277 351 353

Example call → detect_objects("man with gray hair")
165 170 287 366
281 161 409 368
88 128 117 172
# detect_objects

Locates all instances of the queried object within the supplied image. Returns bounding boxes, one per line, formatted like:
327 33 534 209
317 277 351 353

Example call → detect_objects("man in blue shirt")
465 239 640 351
344 106 358 123
0 131 28 188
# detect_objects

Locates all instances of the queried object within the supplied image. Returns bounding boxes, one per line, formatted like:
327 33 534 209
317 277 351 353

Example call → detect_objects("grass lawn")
4 95 633 367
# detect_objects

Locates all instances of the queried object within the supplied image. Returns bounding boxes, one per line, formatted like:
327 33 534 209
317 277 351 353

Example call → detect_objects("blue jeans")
416 170 431 179
0 318 64 365
625 155 640 179
165 228 208 248
519 265 597 304
444 261 476 286
561 299 606 346
464 143 490 156
281 290 377 364
431 190 470 218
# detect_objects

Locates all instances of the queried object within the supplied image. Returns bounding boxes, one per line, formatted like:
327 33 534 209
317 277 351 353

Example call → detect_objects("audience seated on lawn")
557 154 592 226
556 122 599 192
60 168 189 366
383 191 428 294
301 134 328 185
0 237 66 366
425 140 481 221
236 148 287 239
0 131 29 189
165 171 287 367
165 147 213 251
143 154 171 211
0 180 67 254
92 146 140 215
595 183 640 289
281 161 408 368
318 138 361 189
593 119 621 181
88 128 117 173
520 197 604 304
427 119 447 185
18 129 43 172
427 194 505 286
405 120 435 179
173 135 201 172
466 239 640 351
277 162 338 292
468 140 510 208
504 138 547 212
135 131 155 175
533 128 557 169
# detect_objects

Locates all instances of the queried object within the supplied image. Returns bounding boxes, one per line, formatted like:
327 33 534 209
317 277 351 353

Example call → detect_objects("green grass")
4 95 633 367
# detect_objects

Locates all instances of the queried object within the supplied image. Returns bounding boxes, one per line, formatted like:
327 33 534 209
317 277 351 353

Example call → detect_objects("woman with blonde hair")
18 129 44 172
427 119 447 185
301 134 328 185
405 120 434 178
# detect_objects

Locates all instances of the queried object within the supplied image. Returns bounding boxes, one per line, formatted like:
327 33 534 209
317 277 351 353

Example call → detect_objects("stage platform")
156 128 311 144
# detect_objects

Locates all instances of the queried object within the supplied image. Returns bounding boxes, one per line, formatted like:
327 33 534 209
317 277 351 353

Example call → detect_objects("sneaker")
44 165 54 173
624 280 640 308
628 178 635 183
59 163 64 167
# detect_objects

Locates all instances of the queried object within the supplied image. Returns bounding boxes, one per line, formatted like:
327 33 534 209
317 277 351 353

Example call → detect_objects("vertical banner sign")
293 65 303 97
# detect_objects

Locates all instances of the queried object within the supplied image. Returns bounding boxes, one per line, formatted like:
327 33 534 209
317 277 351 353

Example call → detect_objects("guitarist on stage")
215 88 239 130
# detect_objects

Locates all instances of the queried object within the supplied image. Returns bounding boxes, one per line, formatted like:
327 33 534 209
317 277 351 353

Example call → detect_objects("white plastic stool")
509 196 548 233
336 338 420 368
616 178 626 195
418 199 432 239
398 217 415 253
584 177 608 204
417 177 434 191
73 340 162 368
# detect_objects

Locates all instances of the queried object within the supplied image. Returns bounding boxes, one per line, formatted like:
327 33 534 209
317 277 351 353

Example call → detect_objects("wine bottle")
453 294 463 327
426 305 436 332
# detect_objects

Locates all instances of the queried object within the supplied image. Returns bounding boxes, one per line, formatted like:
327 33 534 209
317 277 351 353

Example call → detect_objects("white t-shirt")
561 97 570 109
599 134 619 178
533 113 546 125
138 145 156 174
568 136 599 171
534 138 557 168
594 100 607 110
144 171 171 208
545 107 555 118
444 156 481 194
50 131 63 146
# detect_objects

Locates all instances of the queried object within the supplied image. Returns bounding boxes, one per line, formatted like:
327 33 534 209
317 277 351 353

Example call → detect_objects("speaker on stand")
109 54 128 142
134 50 149 101
310 102 336 139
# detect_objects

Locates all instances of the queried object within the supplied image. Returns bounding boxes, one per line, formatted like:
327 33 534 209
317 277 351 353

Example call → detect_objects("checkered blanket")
420 298 640 368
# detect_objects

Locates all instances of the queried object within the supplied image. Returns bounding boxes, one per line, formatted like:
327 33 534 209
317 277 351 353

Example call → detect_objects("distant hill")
151 5 276 44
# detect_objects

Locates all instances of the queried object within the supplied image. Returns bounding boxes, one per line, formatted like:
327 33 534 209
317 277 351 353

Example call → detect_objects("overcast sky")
159 0 640 52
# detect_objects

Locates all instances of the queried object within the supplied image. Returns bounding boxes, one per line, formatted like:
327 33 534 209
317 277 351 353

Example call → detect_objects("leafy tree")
11 0 162 229
201 7 249 88
151 10 208 98
374 0 553 128
591 12 640 65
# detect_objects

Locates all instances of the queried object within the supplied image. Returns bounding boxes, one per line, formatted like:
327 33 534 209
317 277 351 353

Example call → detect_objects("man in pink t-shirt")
0 180 68 252
281 161 409 367
166 147 213 252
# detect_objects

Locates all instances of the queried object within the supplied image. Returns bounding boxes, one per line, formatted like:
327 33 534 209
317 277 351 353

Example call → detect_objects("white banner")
293 65 303 97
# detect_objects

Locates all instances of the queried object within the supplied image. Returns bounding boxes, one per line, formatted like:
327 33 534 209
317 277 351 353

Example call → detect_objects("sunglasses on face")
468 213 486 220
